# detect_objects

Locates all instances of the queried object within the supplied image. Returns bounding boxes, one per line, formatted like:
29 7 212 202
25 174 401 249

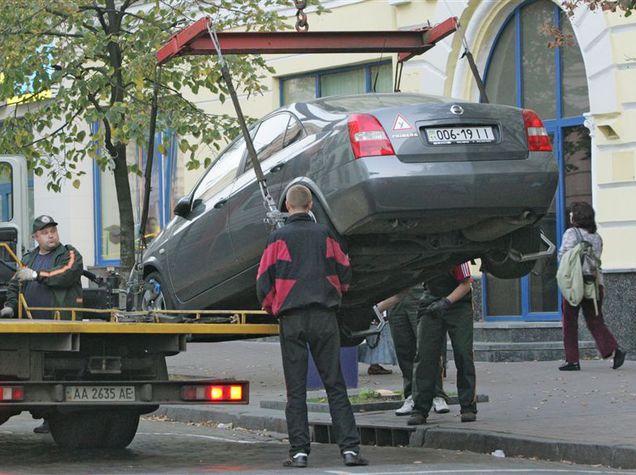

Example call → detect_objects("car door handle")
213 198 228 209
269 163 285 174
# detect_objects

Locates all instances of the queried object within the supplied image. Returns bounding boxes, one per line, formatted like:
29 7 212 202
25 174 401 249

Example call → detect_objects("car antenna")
442 0 489 103
206 19 286 229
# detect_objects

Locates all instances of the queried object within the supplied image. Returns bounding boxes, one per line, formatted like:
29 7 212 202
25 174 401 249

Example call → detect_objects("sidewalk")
157 340 636 469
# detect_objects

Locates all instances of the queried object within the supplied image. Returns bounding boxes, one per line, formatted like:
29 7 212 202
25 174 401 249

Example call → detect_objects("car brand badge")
450 104 464 115
392 114 413 131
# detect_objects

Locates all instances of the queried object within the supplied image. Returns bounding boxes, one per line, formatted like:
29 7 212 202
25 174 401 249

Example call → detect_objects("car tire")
142 272 175 311
481 225 541 279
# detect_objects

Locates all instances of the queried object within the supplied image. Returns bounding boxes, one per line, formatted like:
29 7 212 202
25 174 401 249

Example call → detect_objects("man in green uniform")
379 286 450 416
408 262 477 425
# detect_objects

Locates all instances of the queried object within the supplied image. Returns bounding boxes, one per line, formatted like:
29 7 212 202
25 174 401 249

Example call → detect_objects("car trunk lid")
372 102 530 162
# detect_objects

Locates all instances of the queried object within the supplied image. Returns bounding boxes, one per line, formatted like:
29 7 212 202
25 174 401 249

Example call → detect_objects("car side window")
244 113 290 172
193 138 245 203
284 115 306 147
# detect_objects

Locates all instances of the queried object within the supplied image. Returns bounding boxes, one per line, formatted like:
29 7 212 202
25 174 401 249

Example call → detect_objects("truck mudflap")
0 379 249 406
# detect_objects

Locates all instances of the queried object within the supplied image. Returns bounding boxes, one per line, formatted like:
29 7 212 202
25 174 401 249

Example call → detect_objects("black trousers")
279 306 360 456
413 300 477 416
389 300 448 401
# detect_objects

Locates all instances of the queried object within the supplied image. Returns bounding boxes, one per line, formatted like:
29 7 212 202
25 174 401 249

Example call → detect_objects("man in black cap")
1 215 84 434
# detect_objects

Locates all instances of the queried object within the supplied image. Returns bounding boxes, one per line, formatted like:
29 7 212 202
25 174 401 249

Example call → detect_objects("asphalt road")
0 413 634 474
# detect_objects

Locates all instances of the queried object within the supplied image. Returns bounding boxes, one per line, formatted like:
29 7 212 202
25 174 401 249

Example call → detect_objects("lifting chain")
294 0 308 32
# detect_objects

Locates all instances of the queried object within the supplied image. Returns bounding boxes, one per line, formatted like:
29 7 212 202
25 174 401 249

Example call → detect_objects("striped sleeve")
450 262 472 283
40 246 83 288
256 237 292 315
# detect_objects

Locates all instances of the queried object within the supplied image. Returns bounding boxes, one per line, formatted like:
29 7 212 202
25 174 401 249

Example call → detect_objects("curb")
153 406 636 470
260 394 490 413
416 426 636 470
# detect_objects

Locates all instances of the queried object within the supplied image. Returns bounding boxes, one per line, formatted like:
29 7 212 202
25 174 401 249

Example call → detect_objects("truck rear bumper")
0 379 249 407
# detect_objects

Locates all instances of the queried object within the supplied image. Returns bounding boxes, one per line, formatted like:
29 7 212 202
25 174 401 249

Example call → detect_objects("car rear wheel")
481 225 541 279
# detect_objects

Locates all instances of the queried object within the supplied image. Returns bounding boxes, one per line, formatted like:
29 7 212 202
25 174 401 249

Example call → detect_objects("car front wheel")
142 272 175 310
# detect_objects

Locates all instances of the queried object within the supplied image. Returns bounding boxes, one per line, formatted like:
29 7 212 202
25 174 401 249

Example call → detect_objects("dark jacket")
6 243 83 319
256 213 351 316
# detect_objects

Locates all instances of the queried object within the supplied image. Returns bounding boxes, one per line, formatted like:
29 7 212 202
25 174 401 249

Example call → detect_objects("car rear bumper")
318 153 558 238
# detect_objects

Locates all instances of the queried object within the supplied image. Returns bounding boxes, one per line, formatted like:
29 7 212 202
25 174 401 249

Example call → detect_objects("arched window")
483 0 591 320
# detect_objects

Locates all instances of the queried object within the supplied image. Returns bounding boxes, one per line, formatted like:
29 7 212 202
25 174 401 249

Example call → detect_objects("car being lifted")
142 92 558 340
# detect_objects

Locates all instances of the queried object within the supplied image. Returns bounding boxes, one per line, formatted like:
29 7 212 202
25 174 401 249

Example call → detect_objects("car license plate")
425 126 495 144
65 385 136 402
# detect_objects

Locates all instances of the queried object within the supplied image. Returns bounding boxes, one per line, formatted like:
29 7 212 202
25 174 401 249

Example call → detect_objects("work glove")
0 306 14 318
421 297 452 318
15 267 38 281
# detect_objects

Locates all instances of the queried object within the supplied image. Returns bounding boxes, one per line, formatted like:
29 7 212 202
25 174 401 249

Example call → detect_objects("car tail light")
522 109 552 152
347 114 395 159
0 386 24 401
181 383 247 402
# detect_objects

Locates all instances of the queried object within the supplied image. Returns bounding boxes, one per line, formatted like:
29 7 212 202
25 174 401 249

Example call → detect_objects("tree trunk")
112 142 135 271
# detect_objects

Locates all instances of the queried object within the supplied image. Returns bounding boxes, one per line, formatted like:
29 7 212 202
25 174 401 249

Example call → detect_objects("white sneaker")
395 395 414 416
433 397 450 414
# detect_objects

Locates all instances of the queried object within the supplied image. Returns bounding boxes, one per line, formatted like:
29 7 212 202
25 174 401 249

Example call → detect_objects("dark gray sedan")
142 93 557 338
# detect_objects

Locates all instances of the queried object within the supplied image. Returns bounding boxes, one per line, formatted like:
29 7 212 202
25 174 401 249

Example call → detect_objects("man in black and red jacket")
256 184 367 469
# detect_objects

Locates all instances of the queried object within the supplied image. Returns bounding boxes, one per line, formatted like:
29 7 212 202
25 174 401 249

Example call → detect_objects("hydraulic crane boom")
157 16 458 65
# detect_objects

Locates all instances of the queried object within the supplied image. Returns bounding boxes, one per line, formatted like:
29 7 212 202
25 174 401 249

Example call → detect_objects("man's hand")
422 297 452 317
15 267 37 281
0 306 14 318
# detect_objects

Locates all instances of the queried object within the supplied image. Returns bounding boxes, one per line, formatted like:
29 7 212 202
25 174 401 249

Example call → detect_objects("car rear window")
311 93 451 113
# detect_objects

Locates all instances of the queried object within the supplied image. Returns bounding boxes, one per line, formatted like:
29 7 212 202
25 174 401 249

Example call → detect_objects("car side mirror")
173 195 193 218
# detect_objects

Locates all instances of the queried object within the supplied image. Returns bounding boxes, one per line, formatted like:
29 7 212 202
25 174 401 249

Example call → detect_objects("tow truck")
0 154 278 448
0 7 475 449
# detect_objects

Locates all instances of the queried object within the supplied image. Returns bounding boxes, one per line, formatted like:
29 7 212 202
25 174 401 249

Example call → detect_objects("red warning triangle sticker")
392 114 413 131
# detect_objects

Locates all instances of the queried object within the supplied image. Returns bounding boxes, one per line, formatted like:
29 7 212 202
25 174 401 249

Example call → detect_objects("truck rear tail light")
347 114 395 159
0 386 24 401
522 109 552 152
181 383 247 402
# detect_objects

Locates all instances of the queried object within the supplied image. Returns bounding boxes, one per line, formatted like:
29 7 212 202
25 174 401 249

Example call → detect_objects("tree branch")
21 108 83 147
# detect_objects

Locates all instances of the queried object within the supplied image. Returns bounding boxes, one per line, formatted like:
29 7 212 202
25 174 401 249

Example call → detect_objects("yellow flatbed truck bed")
0 310 279 449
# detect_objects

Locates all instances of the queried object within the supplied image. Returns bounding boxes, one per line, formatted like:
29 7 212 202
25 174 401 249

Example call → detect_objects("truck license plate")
425 126 496 144
65 385 136 402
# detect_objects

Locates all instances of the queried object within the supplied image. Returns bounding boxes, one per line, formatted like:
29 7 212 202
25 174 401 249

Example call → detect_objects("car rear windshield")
311 93 452 113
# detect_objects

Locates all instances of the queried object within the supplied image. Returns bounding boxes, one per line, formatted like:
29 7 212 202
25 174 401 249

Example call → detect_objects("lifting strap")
206 21 285 229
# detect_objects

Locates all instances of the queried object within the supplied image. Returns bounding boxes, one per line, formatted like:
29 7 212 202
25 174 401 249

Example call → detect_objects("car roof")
305 93 454 113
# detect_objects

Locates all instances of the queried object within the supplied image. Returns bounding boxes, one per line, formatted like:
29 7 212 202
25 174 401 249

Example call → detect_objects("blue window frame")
279 61 393 106
92 124 177 266
481 0 590 321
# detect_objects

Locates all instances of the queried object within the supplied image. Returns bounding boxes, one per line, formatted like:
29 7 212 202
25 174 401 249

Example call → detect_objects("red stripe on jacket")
326 237 350 267
257 240 292 280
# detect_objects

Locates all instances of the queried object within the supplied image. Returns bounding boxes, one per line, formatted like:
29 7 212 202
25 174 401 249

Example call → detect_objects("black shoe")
558 362 580 371
283 453 307 468
342 451 368 466
33 420 49 434
461 411 477 423
613 348 627 370
407 412 427 425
